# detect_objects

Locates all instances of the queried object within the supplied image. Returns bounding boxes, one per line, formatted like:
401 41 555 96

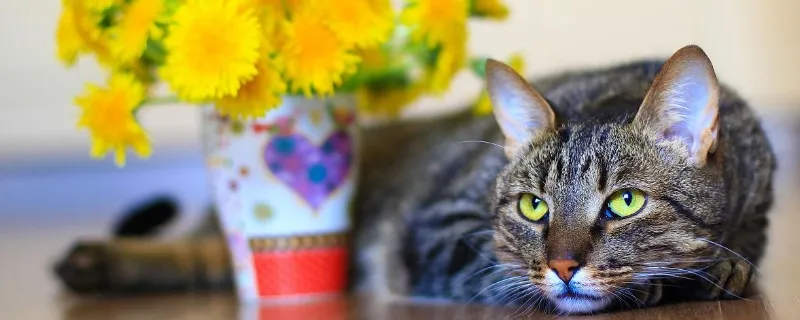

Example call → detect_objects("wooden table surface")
2 119 800 320
57 293 774 320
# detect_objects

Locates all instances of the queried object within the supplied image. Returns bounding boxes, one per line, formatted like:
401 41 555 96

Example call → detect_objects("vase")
201 95 359 302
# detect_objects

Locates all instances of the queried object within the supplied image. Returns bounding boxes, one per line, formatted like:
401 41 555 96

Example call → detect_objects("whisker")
499 280 534 306
508 286 538 318
458 277 529 318
522 290 547 317
454 232 499 267
639 258 726 266
466 263 519 279
455 140 508 150
634 272 693 281
649 266 751 300
469 275 528 305
607 287 636 309
617 280 681 288
698 238 762 274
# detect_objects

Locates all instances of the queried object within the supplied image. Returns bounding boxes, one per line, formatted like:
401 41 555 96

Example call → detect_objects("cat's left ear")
634 45 720 167
485 59 556 158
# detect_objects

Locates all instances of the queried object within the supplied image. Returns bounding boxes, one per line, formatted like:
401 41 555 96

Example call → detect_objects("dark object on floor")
112 195 179 237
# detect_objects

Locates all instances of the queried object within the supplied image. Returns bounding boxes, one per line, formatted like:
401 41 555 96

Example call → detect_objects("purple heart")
263 131 353 211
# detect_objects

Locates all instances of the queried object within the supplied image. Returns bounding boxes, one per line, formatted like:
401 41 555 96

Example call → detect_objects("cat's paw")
701 258 755 299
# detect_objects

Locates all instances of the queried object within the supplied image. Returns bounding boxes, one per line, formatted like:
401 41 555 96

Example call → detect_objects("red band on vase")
251 234 348 297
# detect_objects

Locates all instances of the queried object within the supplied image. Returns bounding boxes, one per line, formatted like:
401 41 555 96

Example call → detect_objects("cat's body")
55 46 775 314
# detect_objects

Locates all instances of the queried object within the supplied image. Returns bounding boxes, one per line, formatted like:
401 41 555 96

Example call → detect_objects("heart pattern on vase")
263 131 353 211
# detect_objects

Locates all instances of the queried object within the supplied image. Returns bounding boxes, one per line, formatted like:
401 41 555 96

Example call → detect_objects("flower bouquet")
56 0 513 301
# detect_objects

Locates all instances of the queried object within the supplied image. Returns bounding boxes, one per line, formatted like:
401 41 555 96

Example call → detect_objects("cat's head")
486 45 725 314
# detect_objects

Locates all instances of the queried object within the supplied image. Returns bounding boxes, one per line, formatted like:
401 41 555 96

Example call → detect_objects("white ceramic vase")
201 95 359 301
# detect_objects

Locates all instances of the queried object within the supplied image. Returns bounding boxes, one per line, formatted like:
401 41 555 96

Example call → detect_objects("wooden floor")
2 117 800 319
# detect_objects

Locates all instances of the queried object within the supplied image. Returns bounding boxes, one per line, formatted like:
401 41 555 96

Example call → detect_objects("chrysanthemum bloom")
75 73 152 167
281 3 360 97
216 55 287 118
160 0 262 102
110 0 165 64
401 0 469 48
321 0 394 48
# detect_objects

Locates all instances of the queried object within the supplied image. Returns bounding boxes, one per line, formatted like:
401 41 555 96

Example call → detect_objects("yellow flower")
160 0 262 102
402 0 469 47
55 0 113 66
321 0 394 48
84 0 116 11
110 0 165 64
75 73 152 167
473 53 525 115
261 8 288 52
216 55 287 118
56 4 83 65
239 0 289 53
425 30 467 93
472 0 509 20
281 3 360 97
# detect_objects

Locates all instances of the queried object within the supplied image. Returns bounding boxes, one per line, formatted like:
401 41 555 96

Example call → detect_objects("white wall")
1 0 799 166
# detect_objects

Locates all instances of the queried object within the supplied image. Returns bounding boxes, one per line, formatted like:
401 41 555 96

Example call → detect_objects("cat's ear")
485 59 556 158
634 45 720 167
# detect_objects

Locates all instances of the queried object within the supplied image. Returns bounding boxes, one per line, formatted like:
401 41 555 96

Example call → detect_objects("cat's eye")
519 194 549 222
605 189 647 218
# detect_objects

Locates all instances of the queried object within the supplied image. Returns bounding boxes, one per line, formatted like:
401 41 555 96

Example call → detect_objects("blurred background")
1 0 799 318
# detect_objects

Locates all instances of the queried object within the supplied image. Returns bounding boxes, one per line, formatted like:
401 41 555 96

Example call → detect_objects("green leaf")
98 5 121 29
365 67 411 91
470 57 488 79
468 0 478 15
338 72 367 93
141 38 167 65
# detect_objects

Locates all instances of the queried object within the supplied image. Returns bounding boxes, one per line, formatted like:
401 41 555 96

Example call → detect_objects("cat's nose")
548 259 581 283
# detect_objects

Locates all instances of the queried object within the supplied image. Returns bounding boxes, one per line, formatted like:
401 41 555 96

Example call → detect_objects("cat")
54 45 775 314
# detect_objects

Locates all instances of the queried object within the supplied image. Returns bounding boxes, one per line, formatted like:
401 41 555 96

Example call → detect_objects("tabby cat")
55 45 775 314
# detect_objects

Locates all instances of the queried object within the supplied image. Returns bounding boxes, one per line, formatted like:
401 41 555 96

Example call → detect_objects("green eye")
519 194 549 222
605 189 647 218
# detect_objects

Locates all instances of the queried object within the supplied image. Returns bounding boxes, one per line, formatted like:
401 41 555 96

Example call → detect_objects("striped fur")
55 51 775 315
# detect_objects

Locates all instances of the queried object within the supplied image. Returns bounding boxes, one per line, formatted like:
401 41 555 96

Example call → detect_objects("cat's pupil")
623 191 632 206
533 198 540 209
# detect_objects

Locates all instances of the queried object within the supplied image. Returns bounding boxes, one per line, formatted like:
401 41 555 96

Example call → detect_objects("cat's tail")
53 237 233 294
53 196 234 294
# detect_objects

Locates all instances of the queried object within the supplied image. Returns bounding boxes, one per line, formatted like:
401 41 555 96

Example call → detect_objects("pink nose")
548 259 580 283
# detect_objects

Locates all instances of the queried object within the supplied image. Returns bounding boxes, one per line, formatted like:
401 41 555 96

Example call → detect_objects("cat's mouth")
541 270 615 313
556 290 604 301
550 291 613 314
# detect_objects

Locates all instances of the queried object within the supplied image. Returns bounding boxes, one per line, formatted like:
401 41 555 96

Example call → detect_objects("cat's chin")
550 295 613 314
